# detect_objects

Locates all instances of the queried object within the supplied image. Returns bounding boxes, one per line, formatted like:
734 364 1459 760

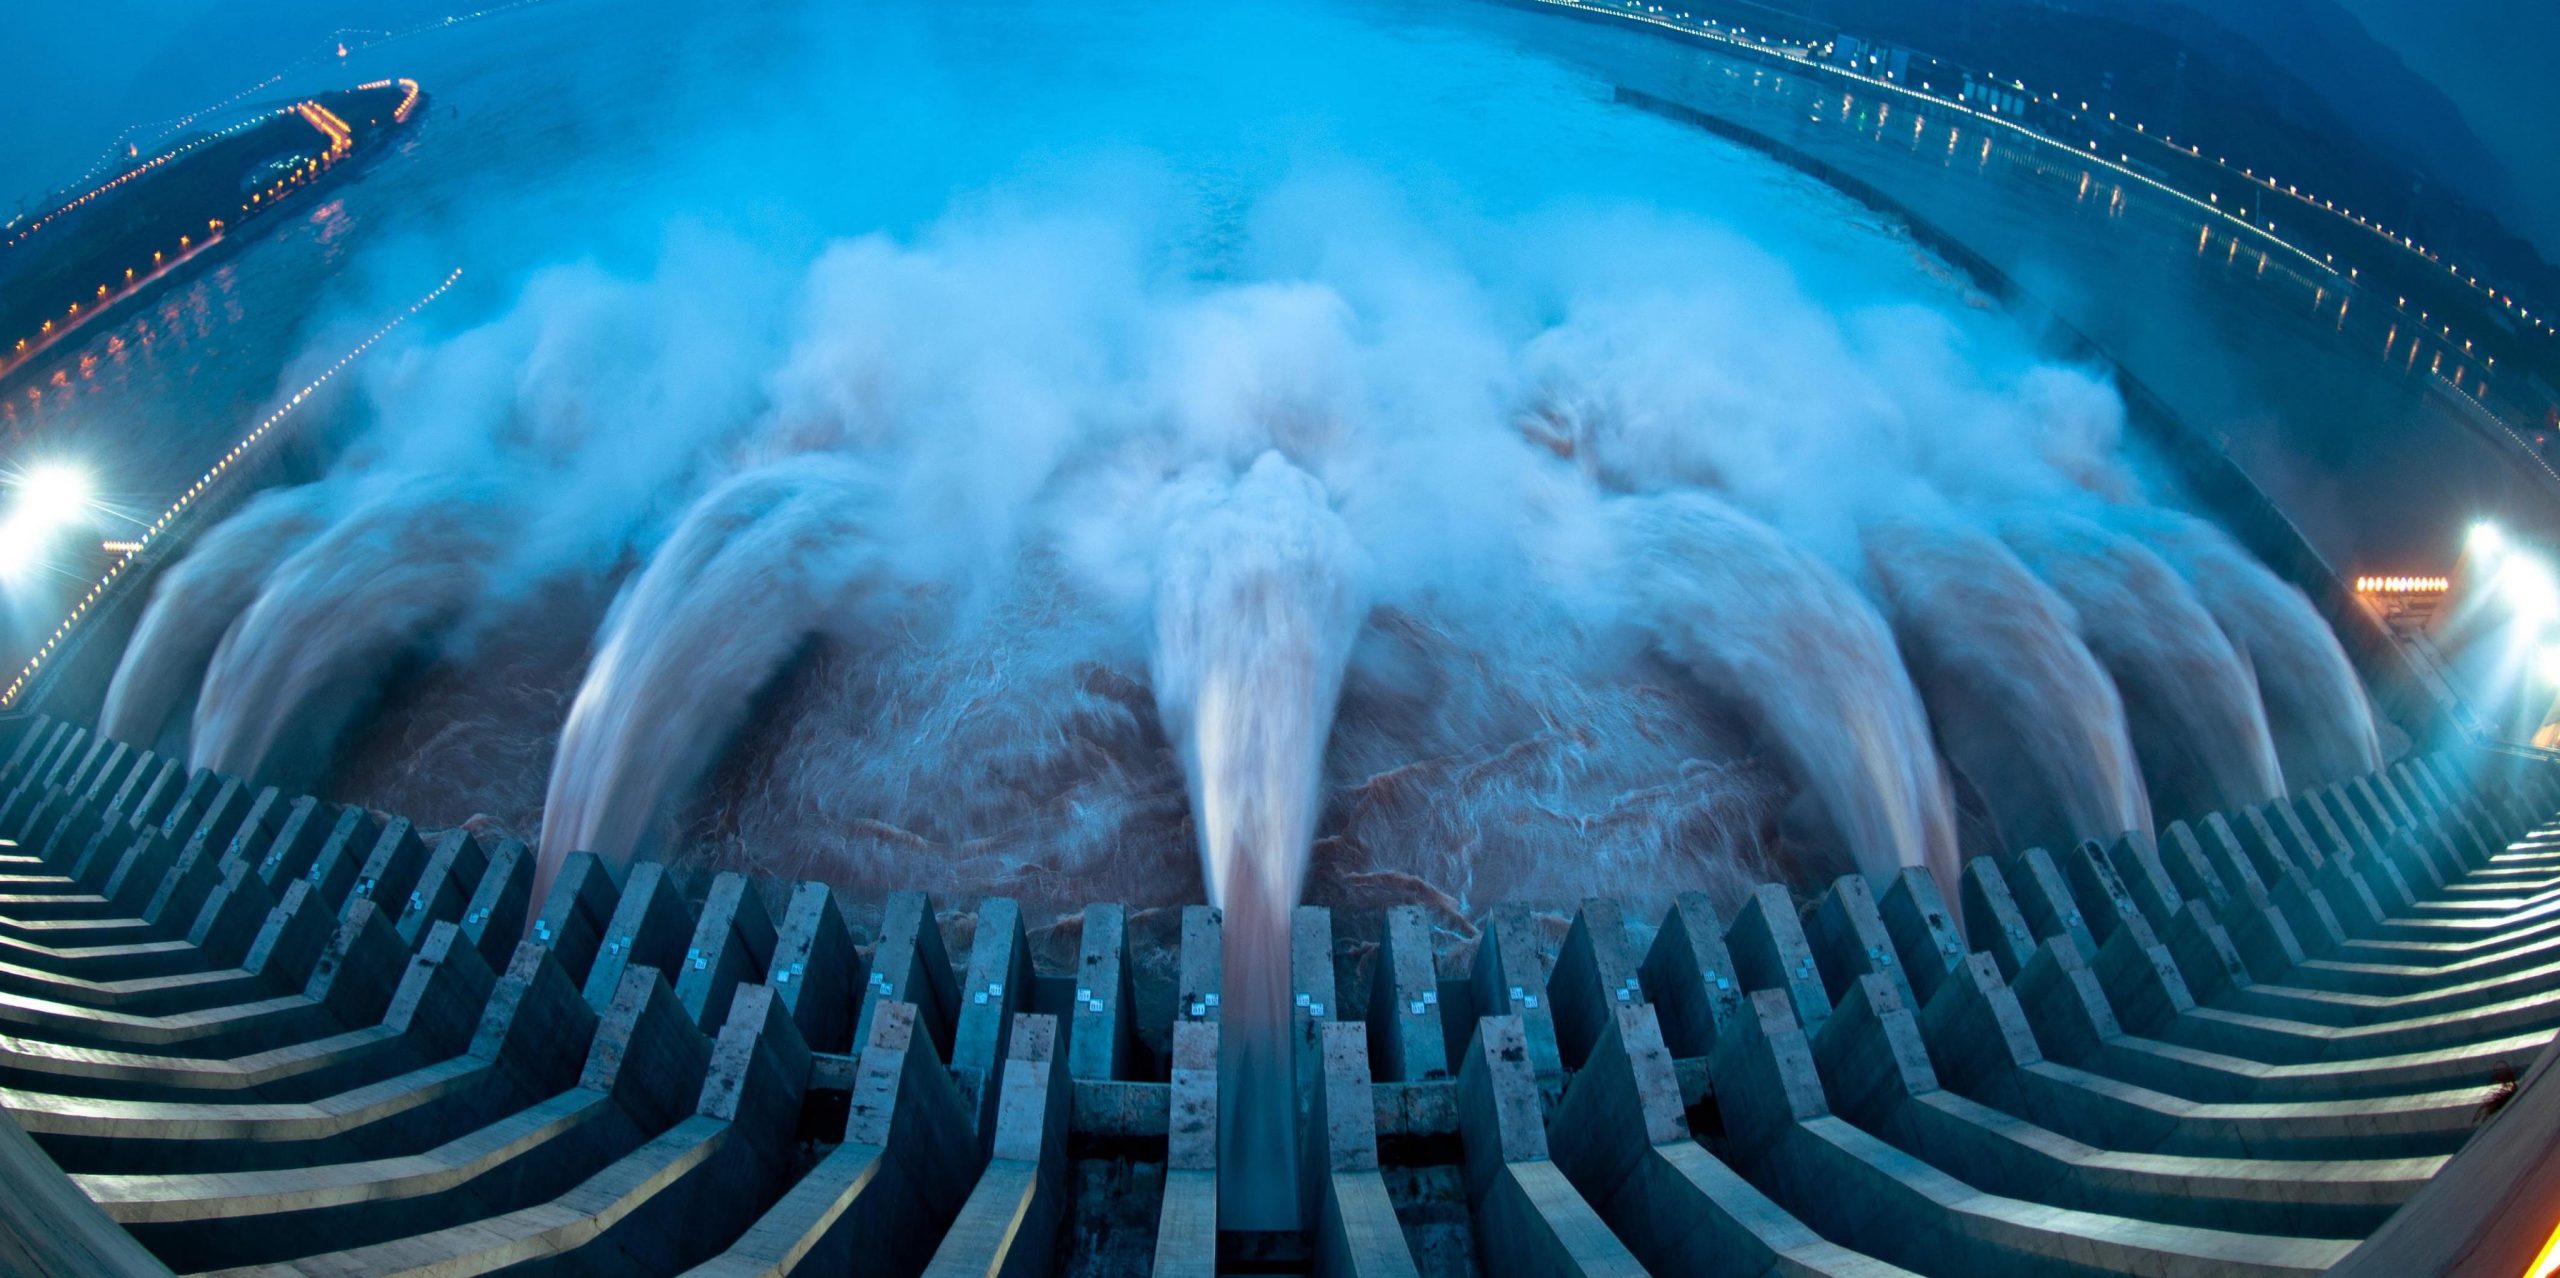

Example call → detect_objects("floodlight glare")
15 464 94 526
2468 521 2504 557
2503 556 2560 623
0 461 98 584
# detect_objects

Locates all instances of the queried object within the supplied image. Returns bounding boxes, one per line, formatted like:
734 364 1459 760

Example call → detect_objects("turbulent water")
84 0 2396 978
534 458 889 909
1148 453 1364 1226
190 476 501 784
1612 492 1958 887
2000 511 2288 819
101 485 331 751
66 1 2420 1202
1864 519 2153 854
2115 508 2382 789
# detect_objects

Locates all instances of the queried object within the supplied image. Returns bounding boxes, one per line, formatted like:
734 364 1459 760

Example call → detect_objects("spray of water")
1612 490 1958 889
2000 510 2285 818
190 476 500 783
1148 452 1365 1230
532 456 890 910
1863 517 2151 852
101 484 332 749
2115 508 2382 788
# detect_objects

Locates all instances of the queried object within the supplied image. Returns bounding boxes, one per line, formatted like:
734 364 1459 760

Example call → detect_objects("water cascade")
1148 453 1366 1230
532 457 889 911
2000 511 2285 818
1864 518 2152 853
190 478 498 783
1613 491 1958 889
2119 509 2382 787
101 485 331 749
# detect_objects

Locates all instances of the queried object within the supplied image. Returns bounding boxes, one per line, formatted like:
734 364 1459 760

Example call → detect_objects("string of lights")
2354 576 2450 594
3 80 417 384
22 0 549 227
53 74 293 202
4 110 291 251
0 268 466 711
1553 0 2551 351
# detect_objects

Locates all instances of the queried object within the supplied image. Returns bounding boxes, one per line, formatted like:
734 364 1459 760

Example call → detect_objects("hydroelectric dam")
6 0 2560 1273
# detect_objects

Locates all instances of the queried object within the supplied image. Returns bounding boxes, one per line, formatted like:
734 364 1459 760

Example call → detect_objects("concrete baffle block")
857 890 958 1065
1068 902 1135 1082
1305 1021 1421 1278
1367 904 1449 1082
1549 899 1647 1075
673 870 778 1031
952 895 1030 1151
1805 874 1914 1012
1875 865 1968 1006
924 1013 1068 1278
1456 1014 1646 1277
766 880 854 1054
583 861 691 1015
1725 884 1833 1040
1638 891 1744 1057
527 850 619 987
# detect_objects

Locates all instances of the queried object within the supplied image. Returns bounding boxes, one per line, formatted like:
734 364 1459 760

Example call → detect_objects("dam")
2 714 2559 1273
4 0 2560 1271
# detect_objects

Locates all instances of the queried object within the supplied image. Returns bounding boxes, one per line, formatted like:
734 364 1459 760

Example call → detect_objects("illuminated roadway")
1482 0 2560 576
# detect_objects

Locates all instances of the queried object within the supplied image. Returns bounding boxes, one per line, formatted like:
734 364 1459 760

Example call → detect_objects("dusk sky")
2331 0 2560 258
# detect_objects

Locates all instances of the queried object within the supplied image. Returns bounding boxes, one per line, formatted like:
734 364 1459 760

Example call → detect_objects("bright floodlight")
2539 644 2560 686
15 463 94 526
2469 521 2504 557
2503 555 2560 623
0 462 97 583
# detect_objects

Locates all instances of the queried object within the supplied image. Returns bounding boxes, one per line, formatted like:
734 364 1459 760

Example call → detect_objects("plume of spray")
191 476 503 784
1148 452 1365 1230
1999 511 2285 819
1509 282 2155 862
101 484 332 749
1609 490 1958 890
2112 508 2381 788
1862 518 2152 853
533 456 891 912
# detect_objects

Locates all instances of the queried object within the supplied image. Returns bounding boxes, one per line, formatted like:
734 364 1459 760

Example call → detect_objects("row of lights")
1890 54 2536 340
326 0 555 54
3 110 290 251
0 269 466 710
57 74 291 200
2124 129 2549 339
293 100 357 158
2434 365 2560 488
1579 0 2549 351
356 78 426 124
1563 0 2337 280
2 228 225 381
2354 576 2450 595
5 83 411 385
1560 0 2552 412
39 0 513 213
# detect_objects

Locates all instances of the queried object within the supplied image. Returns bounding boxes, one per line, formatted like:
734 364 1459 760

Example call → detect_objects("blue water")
7 0 2019 685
